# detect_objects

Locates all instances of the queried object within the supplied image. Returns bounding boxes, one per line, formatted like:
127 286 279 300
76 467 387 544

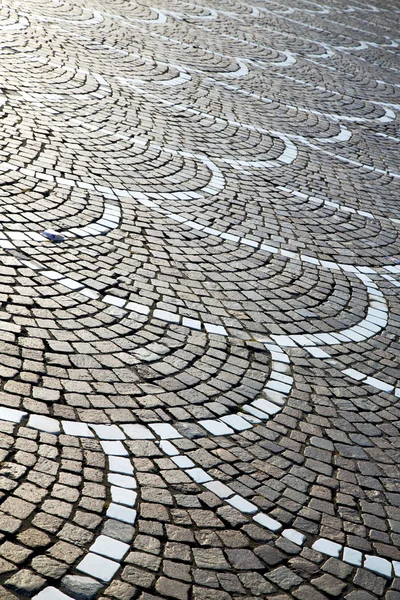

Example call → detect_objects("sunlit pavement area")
0 0 400 598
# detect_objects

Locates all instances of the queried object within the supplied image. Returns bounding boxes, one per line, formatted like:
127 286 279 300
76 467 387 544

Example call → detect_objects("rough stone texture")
61 575 103 599
0 0 398 598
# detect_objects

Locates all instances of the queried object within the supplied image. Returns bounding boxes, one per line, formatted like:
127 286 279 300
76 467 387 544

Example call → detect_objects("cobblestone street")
0 0 399 597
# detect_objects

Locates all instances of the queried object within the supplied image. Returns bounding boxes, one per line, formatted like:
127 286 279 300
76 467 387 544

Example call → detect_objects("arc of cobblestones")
0 0 400 597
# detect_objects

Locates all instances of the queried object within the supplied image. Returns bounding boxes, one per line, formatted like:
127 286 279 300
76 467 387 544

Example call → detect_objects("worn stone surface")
0 0 398 598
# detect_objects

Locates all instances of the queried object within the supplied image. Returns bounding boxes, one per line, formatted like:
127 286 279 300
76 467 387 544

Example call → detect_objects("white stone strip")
35 42 192 89
20 51 397 208
273 72 399 124
0 388 397 580
267 276 398 396
0 13 29 31
19 201 121 242
18 8 104 26
102 7 168 25
161 4 219 20
276 185 400 224
20 6 400 97
218 58 249 78
194 341 292 434
272 276 388 348
22 11 262 82
153 423 287 534
118 76 400 175
0 250 229 336
1 199 399 282
29 430 137 598
204 18 397 66
118 79 298 166
200 23 327 63
209 78 354 136
67 20 298 70
24 19 387 143
342 368 399 395
75 434 136 582
296 138 400 179
0 95 230 243
33 588 72 600
152 423 395 579
112 193 400 278
62 202 121 240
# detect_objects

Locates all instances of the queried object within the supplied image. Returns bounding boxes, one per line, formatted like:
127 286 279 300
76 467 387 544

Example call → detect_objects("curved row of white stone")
0 403 388 593
1 1 399 589
2 220 399 403
0 287 395 586
60 58 400 178
14 1 400 119
6 0 400 55
253 0 399 51
276 184 400 226
3 83 399 246
0 411 139 599
27 9 400 132
208 77 395 126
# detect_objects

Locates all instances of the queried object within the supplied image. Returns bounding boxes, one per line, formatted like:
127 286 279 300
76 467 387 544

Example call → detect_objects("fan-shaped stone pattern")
0 0 399 597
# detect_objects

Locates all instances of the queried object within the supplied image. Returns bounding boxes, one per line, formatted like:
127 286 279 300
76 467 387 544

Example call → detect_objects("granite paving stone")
0 0 398 597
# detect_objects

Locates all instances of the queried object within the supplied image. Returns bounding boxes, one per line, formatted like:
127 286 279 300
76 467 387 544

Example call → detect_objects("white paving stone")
271 335 297 347
108 456 134 475
253 512 282 532
172 455 195 468
59 277 84 290
111 486 137 507
263 390 287 406
305 347 331 358
204 323 228 335
220 414 252 430
106 503 137 524
0 407 26 423
364 377 394 392
62 421 94 437
90 535 130 560
125 301 150 315
32 588 72 600
204 480 234 498
121 424 154 439
342 369 366 381
27 415 60 434
312 538 342 557
182 317 202 330
103 294 126 307
251 399 281 415
364 555 392 578
77 552 120 582
242 404 270 419
90 425 125 439
153 309 180 323
199 419 234 436
227 495 258 514
186 468 212 484
149 423 182 439
100 441 128 456
108 474 137 489
343 547 363 566
265 380 291 394
282 529 307 546
159 440 179 455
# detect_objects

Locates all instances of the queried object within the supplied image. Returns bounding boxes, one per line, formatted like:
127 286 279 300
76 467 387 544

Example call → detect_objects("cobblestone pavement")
0 0 399 598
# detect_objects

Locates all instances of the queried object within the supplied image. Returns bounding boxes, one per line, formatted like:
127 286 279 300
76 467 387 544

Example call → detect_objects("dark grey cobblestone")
0 0 399 597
